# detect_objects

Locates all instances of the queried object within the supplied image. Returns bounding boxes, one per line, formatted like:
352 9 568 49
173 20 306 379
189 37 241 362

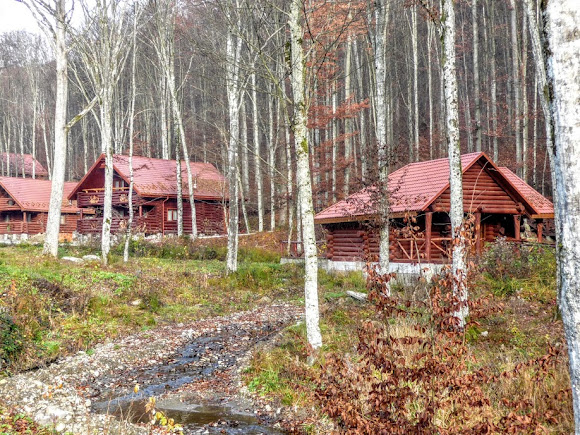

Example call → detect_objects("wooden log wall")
432 162 520 214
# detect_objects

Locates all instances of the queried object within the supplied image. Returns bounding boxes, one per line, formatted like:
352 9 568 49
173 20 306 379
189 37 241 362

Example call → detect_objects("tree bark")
442 0 468 327
289 0 322 353
372 0 391 284
543 0 580 429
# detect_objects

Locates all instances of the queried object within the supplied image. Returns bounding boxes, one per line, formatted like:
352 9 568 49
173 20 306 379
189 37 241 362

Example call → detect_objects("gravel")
0 303 303 434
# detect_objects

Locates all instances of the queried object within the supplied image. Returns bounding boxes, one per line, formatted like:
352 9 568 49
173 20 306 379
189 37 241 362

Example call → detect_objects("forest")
0 0 579 433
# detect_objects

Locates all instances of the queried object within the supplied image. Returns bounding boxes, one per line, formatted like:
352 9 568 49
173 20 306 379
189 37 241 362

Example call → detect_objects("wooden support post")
23 212 27 234
139 205 143 217
425 212 432 262
475 212 482 256
514 215 521 241
537 219 543 243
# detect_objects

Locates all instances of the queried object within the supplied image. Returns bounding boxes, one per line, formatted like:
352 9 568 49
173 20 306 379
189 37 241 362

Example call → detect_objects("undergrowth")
244 241 570 434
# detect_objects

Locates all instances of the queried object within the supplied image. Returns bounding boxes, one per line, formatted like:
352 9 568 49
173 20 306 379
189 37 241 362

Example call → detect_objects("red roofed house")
0 153 50 179
0 177 80 239
68 154 227 236
314 152 554 267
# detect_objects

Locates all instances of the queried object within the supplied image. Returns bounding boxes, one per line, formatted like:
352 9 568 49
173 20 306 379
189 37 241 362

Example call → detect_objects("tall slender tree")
543 0 580 429
441 0 468 327
289 0 322 354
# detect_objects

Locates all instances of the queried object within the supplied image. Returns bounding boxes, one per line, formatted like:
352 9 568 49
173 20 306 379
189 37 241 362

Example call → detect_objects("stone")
82 254 101 262
61 256 83 263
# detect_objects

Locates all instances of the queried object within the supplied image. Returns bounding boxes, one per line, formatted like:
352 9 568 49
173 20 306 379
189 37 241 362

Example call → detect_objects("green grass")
0 242 304 375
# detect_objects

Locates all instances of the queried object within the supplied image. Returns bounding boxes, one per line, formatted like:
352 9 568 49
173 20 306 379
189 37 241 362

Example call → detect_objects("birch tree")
74 0 131 265
371 0 391 286
18 0 96 257
225 0 242 273
441 0 468 327
543 0 580 428
17 0 68 257
151 1 198 239
289 0 322 353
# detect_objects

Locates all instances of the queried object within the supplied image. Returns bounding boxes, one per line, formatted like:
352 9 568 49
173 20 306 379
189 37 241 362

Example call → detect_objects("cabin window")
7 200 14 206
113 178 126 189
167 209 178 222
26 214 32 223
60 215 66 225
4 214 9 222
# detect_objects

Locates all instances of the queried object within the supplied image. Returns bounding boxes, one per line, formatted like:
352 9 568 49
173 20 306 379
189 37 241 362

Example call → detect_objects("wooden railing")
390 237 453 263
0 221 44 234
77 216 160 234
77 189 143 208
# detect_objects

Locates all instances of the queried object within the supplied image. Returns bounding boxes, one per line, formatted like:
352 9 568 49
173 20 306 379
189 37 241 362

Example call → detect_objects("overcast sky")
0 1 41 34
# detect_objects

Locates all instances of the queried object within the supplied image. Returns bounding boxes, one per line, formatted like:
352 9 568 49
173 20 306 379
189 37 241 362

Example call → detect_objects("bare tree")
441 0 468 327
289 0 322 354
370 0 391 288
543 0 580 429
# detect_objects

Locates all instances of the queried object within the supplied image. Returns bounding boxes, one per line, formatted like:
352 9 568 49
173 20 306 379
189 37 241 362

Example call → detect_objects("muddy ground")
0 304 303 434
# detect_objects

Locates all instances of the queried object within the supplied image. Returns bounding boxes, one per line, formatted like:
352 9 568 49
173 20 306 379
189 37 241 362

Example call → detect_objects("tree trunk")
509 0 522 175
373 0 391 283
251 71 264 232
442 0 468 327
289 0 322 353
225 7 242 273
543 0 580 429
472 0 482 151
43 0 68 258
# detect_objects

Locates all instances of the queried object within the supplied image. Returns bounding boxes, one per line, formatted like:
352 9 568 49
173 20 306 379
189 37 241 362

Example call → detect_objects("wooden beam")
514 215 521 241
537 219 544 243
475 212 482 256
425 212 432 262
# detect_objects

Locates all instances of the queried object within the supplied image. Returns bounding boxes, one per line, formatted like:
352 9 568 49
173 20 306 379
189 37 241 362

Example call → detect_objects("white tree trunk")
123 10 138 263
544 1 580 429
509 0 522 175
472 0 482 152
373 0 391 282
411 4 419 161
344 31 353 195
289 0 322 353
225 7 242 273
442 0 468 327
43 0 67 258
251 71 264 232
268 83 276 231
101 85 114 265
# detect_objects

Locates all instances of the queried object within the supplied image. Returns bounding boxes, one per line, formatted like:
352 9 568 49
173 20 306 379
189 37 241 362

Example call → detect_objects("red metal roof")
0 177 80 213
314 152 554 223
498 167 554 217
69 154 227 200
0 153 49 178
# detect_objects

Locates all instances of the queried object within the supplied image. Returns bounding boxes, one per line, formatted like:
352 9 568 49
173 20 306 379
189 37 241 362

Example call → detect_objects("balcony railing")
77 216 160 234
77 188 143 208
0 221 44 234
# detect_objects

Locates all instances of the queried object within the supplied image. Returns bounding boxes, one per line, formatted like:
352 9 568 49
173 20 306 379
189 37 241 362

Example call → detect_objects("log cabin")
68 154 228 236
0 153 49 179
314 152 554 266
0 177 80 239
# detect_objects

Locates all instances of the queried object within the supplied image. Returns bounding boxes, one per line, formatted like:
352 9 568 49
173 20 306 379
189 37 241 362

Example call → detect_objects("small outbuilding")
68 154 228 236
0 177 80 238
314 152 554 265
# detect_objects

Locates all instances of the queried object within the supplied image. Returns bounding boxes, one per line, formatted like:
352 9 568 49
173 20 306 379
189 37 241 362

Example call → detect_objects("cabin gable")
430 161 521 215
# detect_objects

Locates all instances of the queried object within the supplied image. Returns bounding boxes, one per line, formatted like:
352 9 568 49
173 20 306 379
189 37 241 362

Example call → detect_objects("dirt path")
0 303 303 434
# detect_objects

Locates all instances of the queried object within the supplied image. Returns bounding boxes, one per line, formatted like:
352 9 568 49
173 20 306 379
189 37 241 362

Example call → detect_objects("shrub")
0 314 23 368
